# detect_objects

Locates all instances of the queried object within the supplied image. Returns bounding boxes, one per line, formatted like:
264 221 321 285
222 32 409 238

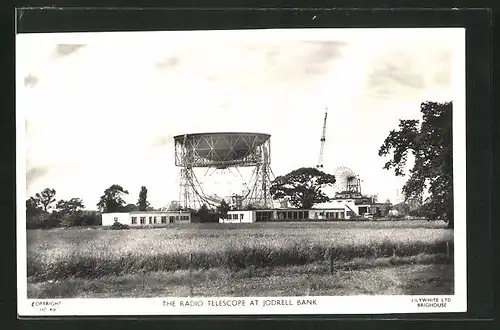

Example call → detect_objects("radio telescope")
333 166 362 195
174 132 274 210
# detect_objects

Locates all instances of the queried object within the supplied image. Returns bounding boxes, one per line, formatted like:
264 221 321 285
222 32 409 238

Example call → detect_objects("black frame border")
4 6 495 328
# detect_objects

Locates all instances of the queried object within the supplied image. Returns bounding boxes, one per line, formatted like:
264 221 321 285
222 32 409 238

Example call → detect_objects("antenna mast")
316 106 328 168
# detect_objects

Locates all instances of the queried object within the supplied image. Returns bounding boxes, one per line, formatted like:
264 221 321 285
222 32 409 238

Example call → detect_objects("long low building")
102 211 191 226
219 196 383 223
219 208 348 223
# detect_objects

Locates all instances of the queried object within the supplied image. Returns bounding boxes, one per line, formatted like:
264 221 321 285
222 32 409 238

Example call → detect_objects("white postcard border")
16 27 467 316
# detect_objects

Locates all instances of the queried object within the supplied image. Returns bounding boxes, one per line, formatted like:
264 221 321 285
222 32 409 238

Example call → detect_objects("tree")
167 200 182 211
96 184 129 213
379 101 453 228
35 188 56 212
216 199 230 219
270 167 336 209
137 186 150 211
56 198 85 214
26 197 43 217
197 204 209 217
394 202 410 216
381 199 392 217
122 203 139 212
26 197 48 229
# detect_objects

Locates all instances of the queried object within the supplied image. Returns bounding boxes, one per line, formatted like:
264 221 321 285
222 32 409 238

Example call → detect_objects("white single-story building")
102 211 191 226
219 210 255 223
315 197 381 219
218 195 382 223
219 208 347 223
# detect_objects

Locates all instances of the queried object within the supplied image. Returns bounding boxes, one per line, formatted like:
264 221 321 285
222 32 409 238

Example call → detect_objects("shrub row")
28 239 453 282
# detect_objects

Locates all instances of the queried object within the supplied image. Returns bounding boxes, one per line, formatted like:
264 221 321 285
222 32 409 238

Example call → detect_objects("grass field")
26 220 454 298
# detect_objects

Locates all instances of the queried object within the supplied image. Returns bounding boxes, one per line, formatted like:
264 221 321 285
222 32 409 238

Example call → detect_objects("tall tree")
270 167 336 209
216 200 230 219
96 184 129 213
379 101 453 228
35 188 56 212
137 186 150 211
197 204 210 222
56 198 85 214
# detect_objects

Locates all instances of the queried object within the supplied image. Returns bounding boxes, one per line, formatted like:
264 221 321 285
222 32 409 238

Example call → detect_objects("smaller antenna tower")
316 106 328 169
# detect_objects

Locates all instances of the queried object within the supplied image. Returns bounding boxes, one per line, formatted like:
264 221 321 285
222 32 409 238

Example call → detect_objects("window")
140 217 146 224
256 211 272 222
175 216 179 221
169 216 174 222
153 216 157 224
232 214 238 220
240 214 244 220
131 217 137 224
161 216 167 224
149 216 153 224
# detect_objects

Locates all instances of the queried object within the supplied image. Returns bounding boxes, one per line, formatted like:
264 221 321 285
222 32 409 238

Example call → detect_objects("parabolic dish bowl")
174 132 271 168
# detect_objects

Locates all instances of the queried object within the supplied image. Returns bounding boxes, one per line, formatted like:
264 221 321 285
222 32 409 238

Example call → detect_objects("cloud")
55 44 86 57
365 51 427 99
155 56 180 69
265 41 347 81
305 41 347 62
24 74 38 87
433 52 451 86
365 40 453 101
26 166 49 188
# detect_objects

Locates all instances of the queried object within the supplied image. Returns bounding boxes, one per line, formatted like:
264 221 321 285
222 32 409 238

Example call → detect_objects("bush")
26 212 61 229
27 210 102 229
109 222 130 230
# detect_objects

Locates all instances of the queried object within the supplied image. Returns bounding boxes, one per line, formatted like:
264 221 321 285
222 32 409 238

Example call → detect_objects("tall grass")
27 222 453 282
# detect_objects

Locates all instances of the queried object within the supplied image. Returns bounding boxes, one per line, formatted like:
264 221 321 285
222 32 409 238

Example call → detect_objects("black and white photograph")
17 27 466 315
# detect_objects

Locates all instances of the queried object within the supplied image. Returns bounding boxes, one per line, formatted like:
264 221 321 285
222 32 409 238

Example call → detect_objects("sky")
17 29 460 210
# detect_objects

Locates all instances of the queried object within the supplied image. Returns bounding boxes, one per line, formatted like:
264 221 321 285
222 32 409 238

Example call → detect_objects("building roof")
228 208 345 212
129 210 190 214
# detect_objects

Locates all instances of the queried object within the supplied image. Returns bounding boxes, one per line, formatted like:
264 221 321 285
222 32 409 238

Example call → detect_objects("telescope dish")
174 132 274 210
334 166 361 194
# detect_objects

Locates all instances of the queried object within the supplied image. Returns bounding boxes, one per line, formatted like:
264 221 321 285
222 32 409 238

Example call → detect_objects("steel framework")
334 166 362 195
316 106 328 169
174 133 274 210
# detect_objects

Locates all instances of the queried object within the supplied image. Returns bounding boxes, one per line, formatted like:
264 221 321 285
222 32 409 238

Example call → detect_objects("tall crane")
316 106 328 169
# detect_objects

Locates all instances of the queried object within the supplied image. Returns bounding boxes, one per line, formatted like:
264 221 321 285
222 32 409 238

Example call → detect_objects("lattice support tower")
174 132 275 211
316 106 328 169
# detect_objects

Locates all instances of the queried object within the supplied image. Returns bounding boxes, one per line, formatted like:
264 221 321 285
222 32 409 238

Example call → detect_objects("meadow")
26 220 454 298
